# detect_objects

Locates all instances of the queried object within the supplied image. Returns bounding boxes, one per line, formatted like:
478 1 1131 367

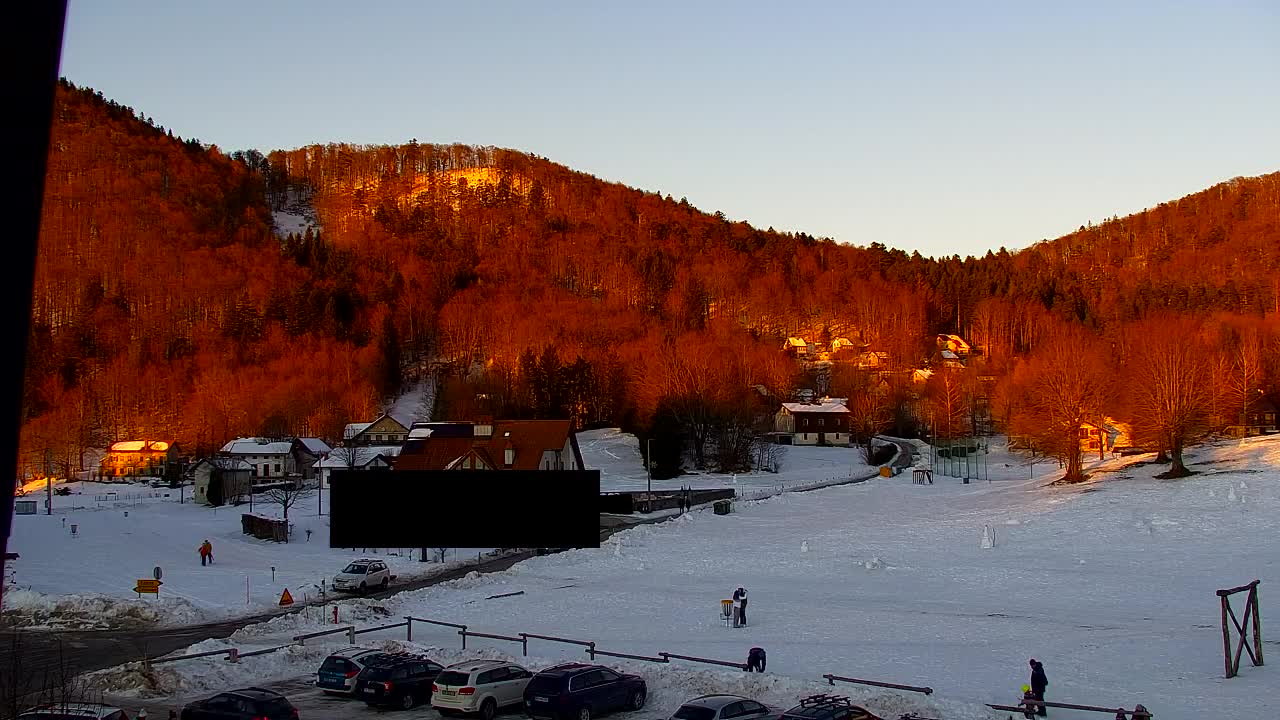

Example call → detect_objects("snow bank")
0 589 206 630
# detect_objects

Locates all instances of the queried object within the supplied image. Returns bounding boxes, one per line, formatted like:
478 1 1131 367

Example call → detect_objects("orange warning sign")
279 588 294 606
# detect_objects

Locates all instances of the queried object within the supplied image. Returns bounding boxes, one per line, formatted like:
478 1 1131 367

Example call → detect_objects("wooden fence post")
1252 583 1264 666
1222 594 1234 678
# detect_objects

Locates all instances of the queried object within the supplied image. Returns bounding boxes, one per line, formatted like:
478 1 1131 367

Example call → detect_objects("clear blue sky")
60 1 1279 257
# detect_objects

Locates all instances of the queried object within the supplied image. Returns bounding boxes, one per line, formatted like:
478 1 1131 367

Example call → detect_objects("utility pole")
45 448 53 515
646 438 652 494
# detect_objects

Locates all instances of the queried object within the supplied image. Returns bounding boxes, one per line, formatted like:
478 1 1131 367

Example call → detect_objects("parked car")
778 695 882 720
314 646 390 695
355 652 445 710
17 704 132 720
670 695 778 720
332 558 391 594
432 659 533 720
522 662 647 720
179 688 299 720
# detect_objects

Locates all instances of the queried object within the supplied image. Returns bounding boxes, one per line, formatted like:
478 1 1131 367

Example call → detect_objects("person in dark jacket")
733 586 748 626
1028 659 1048 716
744 647 766 672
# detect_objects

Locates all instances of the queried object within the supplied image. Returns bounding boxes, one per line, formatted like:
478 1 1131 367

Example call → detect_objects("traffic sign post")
134 579 162 597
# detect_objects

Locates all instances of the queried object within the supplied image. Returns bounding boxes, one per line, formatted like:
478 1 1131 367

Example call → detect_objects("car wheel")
577 706 592 720
400 691 416 710
480 698 497 720
630 689 646 710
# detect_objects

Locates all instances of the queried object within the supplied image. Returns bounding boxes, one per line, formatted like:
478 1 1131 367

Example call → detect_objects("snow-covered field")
581 428 884 494
3 482 494 628
96 434 1280 720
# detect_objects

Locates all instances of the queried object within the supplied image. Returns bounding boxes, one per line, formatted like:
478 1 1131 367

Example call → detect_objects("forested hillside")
18 79 1280 481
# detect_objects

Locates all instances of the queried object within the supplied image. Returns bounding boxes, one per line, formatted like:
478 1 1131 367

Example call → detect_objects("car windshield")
342 563 368 574
319 657 350 672
436 671 470 686
674 706 717 720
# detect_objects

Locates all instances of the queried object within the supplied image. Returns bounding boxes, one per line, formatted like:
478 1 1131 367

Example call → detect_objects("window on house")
462 457 471 469
375 434 383 442
819 418 825 427
274 464 281 474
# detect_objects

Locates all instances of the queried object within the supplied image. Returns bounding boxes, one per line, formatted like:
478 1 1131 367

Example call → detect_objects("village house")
394 419 584 471
1079 418 1135 457
774 397 851 446
315 445 401 488
782 337 813 359
343 414 410 446
291 437 332 480
933 349 965 369
220 437 299 482
190 456 252 506
1226 396 1278 437
936 334 972 357
98 440 179 481
853 350 891 370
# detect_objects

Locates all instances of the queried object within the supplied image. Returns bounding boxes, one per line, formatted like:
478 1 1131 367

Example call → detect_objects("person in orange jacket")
199 539 213 566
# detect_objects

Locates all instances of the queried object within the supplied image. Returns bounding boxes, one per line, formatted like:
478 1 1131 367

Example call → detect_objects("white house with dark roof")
342 414 409 447
219 437 297 480
774 397 851 446
315 445 401 488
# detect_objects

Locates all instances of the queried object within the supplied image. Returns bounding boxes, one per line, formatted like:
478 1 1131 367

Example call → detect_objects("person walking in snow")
732 586 748 627
199 539 213 566
744 647 766 672
1028 659 1048 716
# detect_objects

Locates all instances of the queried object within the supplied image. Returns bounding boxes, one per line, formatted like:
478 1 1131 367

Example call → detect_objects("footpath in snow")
91 435 1280 720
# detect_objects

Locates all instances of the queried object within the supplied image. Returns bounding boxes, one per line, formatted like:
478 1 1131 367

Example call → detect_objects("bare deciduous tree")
261 483 315 543
1124 317 1210 477
1008 329 1110 483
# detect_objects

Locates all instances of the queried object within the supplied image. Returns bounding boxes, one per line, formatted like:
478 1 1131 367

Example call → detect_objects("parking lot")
105 676 653 720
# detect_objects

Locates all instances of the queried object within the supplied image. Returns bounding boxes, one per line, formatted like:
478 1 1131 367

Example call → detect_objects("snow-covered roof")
940 350 959 360
297 437 332 455
781 399 849 414
194 456 254 472
785 337 808 347
408 427 433 440
109 440 171 453
343 422 372 440
317 445 402 469
221 438 293 455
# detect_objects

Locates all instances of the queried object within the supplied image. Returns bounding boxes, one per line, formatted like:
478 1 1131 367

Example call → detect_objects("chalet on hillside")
99 441 179 480
782 337 813 358
343 414 410 446
395 419 584 471
936 334 971 357
933 349 965 369
774 398 851 446
853 350 890 370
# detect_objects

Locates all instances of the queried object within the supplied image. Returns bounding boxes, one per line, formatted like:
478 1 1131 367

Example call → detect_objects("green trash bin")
713 500 732 515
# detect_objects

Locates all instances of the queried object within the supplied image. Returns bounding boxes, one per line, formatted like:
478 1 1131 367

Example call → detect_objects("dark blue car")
523 663 646 720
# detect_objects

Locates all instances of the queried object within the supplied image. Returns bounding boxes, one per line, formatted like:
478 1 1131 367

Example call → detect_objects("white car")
332 559 391 594
432 660 534 720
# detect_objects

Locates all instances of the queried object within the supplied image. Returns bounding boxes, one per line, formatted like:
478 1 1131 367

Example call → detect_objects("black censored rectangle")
328 470 600 548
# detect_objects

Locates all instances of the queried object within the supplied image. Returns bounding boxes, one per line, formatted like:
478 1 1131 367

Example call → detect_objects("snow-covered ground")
3 482 494 628
581 428 886 494
102 434 1280 720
